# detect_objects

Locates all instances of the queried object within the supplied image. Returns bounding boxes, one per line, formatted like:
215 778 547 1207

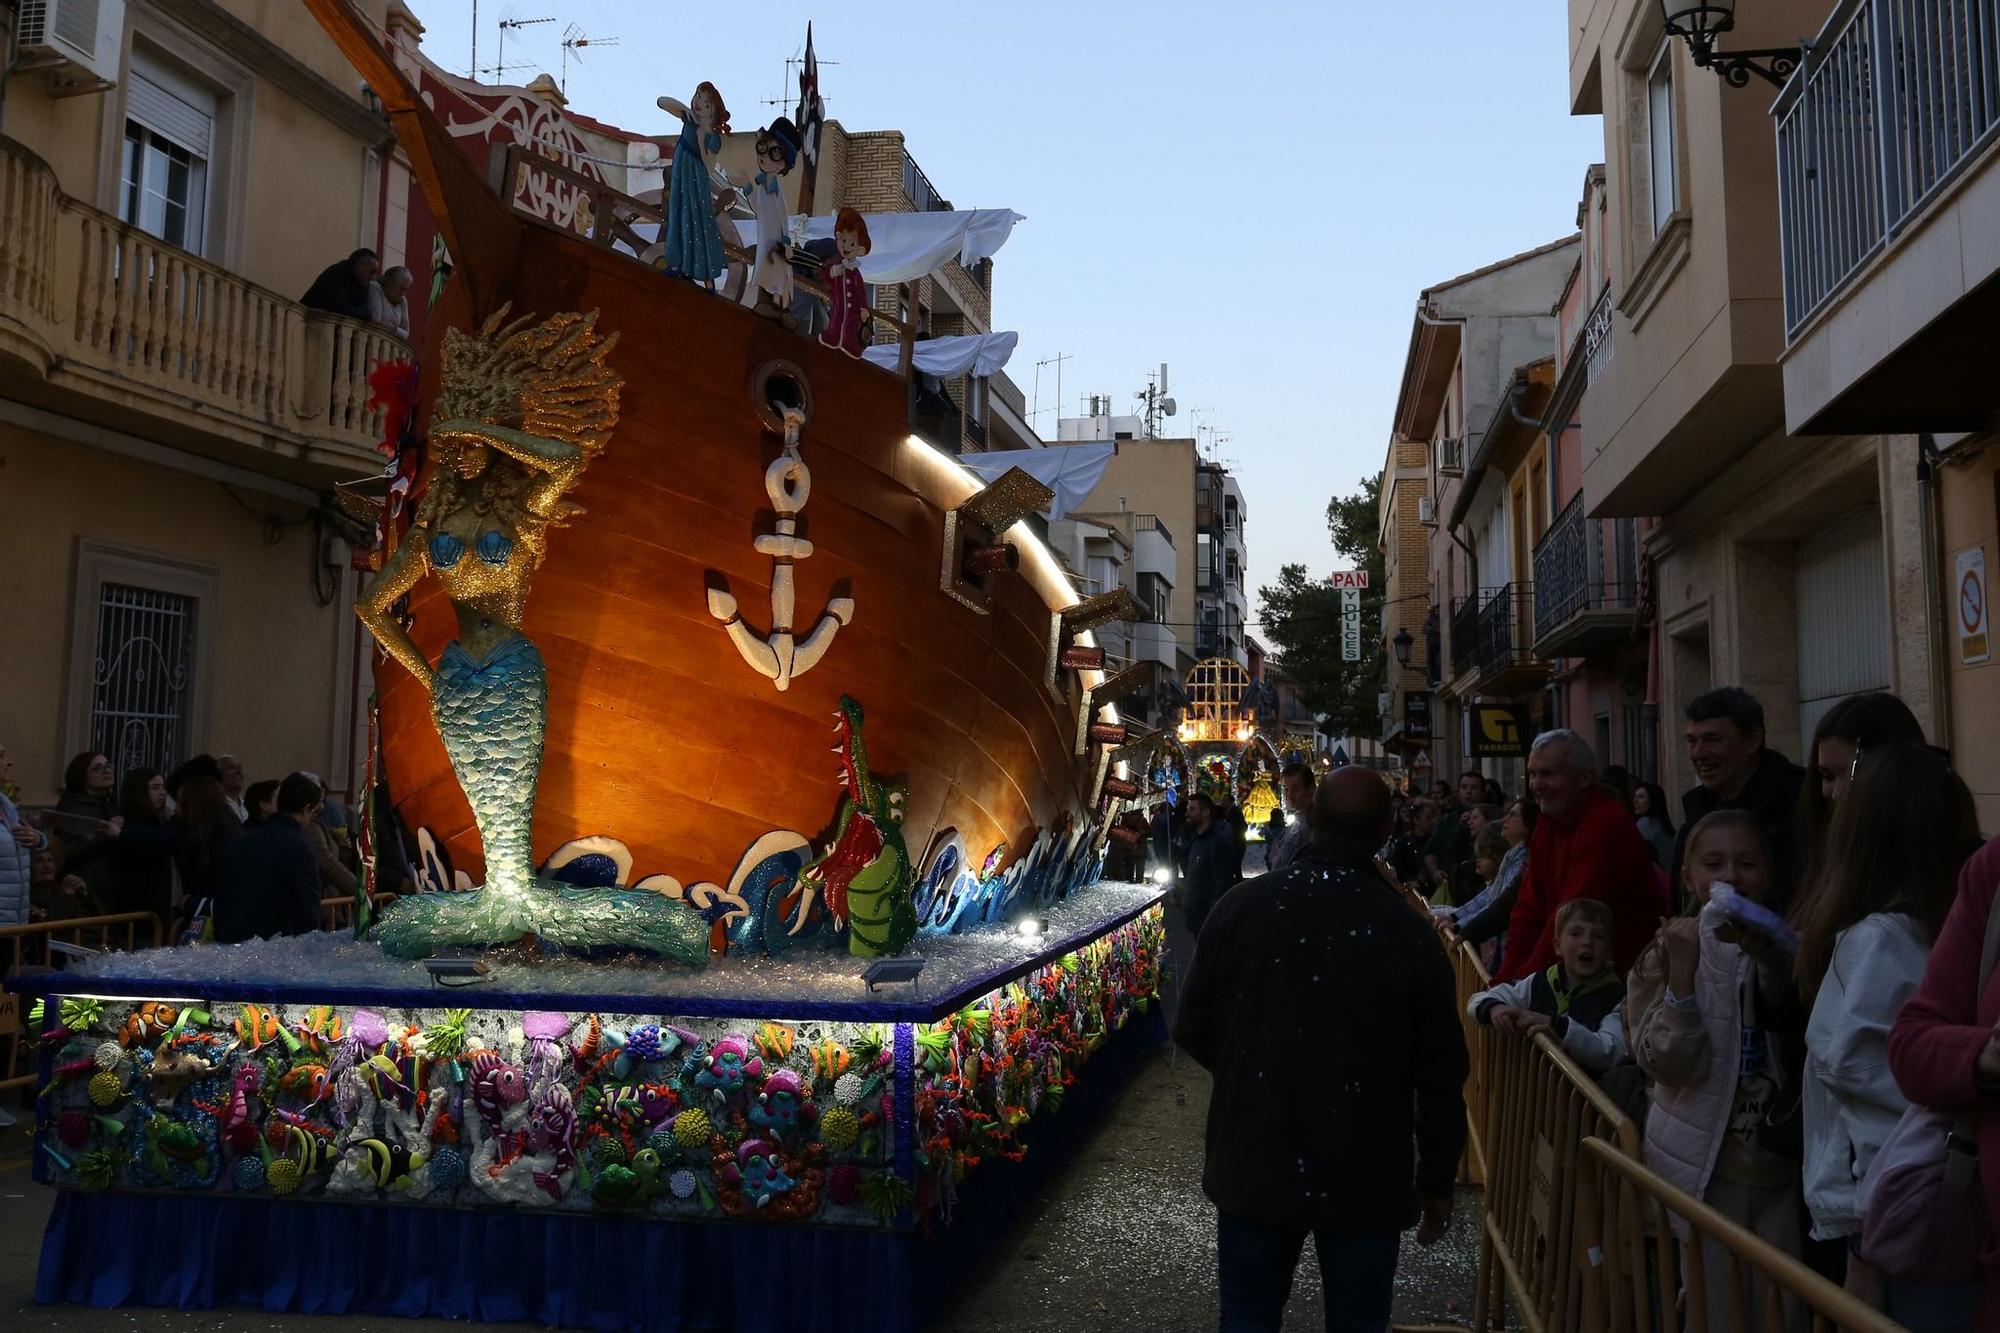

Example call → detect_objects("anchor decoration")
707 407 855 690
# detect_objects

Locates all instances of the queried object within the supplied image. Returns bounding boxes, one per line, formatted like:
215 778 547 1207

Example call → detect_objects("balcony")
1774 0 2000 432
0 136 406 482
908 382 963 454
1451 585 1549 696
1133 513 1175 579
1131 619 1178 671
1530 495 1640 659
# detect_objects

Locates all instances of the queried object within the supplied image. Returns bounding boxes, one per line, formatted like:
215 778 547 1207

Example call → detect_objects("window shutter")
127 70 214 159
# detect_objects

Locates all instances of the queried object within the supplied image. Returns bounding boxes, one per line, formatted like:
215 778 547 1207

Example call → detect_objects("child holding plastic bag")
1627 810 1806 1332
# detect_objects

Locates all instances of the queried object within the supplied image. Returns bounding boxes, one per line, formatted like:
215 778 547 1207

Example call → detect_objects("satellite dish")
1161 397 1178 417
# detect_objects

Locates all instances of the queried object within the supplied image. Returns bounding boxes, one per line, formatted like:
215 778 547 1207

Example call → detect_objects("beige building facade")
1756 0 2000 822
1567 0 1937 797
0 0 406 801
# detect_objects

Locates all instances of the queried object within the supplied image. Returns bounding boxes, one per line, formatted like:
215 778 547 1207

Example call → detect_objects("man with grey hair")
368 264 415 340
1495 728 1661 982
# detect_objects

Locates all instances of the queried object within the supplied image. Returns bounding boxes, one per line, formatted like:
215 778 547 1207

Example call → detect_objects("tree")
1255 476 1386 740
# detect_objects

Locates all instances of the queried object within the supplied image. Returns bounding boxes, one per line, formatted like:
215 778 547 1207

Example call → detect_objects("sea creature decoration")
469 1051 530 1137
527 1082 578 1173
287 1123 339 1177
589 1146 666 1208
722 1138 795 1211
357 1137 426 1191
146 1046 223 1108
802 696 917 957
278 1063 332 1104
118 1002 180 1047
748 1069 813 1143
231 1004 282 1051
705 404 854 692
693 1036 762 1110
604 1022 698 1080
222 1064 260 1150
359 305 709 964
519 1011 572 1089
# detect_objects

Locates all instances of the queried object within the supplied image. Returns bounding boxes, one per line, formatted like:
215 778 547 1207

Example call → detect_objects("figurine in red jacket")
1498 730 1663 982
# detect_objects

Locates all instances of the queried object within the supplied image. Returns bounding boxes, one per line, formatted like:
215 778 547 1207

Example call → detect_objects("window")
90 581 199 784
121 62 216 254
1647 45 1679 235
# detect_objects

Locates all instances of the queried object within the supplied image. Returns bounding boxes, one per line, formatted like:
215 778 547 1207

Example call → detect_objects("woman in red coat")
1887 835 2000 1324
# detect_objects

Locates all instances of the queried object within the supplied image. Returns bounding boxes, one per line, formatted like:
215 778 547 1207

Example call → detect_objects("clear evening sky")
405 1 1602 614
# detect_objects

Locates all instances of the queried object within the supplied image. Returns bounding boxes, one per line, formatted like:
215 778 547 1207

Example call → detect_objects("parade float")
10 6 1168 1329
1152 658 1287 838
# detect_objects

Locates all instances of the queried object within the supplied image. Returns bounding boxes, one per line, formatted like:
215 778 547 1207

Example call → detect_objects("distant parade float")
12 5 1168 1330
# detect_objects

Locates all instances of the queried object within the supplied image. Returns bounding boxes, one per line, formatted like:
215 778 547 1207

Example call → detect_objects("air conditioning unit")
1417 496 1437 525
19 0 124 90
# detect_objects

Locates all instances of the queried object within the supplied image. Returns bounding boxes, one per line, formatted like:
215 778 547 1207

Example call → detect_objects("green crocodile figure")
807 696 917 957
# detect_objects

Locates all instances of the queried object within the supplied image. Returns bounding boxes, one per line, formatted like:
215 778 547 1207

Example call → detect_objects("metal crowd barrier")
0 911 163 1093
1576 1137 1905 1332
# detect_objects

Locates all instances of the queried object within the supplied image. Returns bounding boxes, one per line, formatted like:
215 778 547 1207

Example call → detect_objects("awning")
960 443 1114 522
724 207 1024 284
862 331 1018 379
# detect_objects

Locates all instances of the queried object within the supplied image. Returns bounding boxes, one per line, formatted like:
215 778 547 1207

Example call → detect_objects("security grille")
90 581 196 783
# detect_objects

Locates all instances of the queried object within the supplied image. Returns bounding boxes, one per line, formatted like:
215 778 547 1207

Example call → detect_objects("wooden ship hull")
307 2 1122 903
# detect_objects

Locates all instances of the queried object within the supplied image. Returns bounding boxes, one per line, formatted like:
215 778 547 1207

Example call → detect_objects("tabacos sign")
1467 703 1532 758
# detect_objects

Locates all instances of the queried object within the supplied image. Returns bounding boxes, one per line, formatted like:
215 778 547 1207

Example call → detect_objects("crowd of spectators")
0 745 371 945
1167 683 2000 1328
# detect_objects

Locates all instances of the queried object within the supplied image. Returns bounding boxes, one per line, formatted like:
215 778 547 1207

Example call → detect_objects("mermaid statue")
358 305 709 964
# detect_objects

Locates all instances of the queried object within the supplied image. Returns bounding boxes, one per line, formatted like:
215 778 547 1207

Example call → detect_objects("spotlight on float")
1152 867 1172 886
423 957 493 988
1016 917 1050 940
862 957 926 994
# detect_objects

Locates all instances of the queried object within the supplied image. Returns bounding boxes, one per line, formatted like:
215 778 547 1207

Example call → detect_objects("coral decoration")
23 904 1163 1230
366 359 421 459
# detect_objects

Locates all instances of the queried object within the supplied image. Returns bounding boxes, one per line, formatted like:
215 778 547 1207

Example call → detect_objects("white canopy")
863 331 1018 379
723 207 1024 284
960 444 1115 522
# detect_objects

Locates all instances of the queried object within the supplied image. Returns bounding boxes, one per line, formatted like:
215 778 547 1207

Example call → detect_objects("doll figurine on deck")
818 207 871 358
654 81 730 284
736 116 802 327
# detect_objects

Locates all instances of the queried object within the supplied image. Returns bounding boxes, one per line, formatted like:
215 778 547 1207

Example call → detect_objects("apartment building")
1196 462 1250 666
1537 165 1659 782
1565 0 1937 797
1385 236 1579 782
1379 435 1434 761
1052 419 1198 725
1752 0 2000 822
0 0 409 799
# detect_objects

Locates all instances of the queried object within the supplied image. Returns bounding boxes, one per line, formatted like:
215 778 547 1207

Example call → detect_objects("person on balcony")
368 265 414 341
1496 730 1660 982
1670 687 1805 910
300 248 381 322
1175 767 1465 1330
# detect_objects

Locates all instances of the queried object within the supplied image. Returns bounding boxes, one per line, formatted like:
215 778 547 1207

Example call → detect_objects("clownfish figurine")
358 1138 425 1191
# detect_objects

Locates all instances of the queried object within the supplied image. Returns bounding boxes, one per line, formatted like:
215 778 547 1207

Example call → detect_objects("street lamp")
1392 627 1414 669
1660 1 1801 88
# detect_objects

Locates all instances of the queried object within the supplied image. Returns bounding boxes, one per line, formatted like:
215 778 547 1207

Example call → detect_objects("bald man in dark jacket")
1175 768 1467 1330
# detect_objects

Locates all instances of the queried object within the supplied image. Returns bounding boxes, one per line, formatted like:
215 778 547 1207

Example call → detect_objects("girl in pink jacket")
1628 810 1805 1332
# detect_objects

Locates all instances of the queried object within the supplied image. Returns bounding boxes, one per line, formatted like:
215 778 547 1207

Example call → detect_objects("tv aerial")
560 24 620 95
1137 362 1178 438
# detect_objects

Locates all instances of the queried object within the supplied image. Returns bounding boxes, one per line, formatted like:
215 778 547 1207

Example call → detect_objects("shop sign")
1404 691 1432 740
1467 702 1531 758
1339 587 1361 662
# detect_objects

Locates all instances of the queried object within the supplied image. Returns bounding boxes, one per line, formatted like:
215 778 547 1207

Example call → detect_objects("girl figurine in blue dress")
654 82 730 284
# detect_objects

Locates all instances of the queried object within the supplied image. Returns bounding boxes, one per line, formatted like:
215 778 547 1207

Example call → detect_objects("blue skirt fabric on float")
660 123 727 281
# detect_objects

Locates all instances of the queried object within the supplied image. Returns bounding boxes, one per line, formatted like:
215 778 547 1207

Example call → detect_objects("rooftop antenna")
1137 361 1178 439
1032 352 1071 431
485 15 553 83
560 24 620 95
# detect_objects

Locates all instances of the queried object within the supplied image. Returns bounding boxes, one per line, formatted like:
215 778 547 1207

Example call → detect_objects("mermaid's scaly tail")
433 635 546 906
374 632 710 964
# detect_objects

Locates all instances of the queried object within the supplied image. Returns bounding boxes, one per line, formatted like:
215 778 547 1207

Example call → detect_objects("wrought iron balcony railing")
1531 495 1641 653
1775 0 2000 337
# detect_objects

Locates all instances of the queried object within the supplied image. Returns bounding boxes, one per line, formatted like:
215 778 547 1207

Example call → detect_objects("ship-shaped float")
302 3 1153 953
